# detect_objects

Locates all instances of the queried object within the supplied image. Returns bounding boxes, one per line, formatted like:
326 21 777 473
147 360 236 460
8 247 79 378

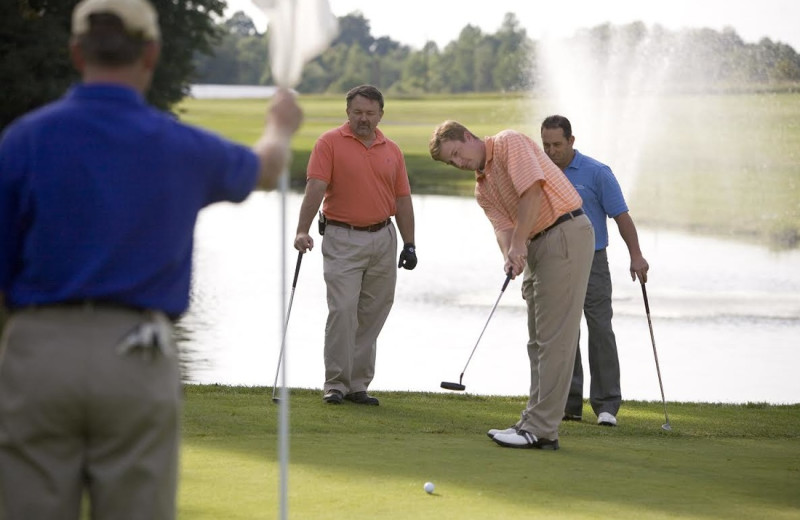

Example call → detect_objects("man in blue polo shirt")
0 0 302 518
540 115 649 427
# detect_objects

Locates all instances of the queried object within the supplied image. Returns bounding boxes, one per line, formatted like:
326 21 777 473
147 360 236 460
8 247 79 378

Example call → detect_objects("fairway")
179 387 800 520
178 92 800 249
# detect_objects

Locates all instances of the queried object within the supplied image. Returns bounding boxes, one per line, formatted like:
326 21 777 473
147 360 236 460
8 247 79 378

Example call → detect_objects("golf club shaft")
641 282 670 426
458 271 513 378
272 251 304 400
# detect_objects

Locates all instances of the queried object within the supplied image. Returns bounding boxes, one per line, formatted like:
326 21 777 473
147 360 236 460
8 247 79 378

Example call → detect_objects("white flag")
252 0 339 88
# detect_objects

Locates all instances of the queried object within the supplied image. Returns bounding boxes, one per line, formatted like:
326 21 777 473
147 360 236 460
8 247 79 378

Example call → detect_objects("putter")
641 281 672 431
441 271 513 392
272 250 304 404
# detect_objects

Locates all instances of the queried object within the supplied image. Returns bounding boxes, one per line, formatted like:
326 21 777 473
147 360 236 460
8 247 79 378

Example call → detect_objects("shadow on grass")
181 386 800 519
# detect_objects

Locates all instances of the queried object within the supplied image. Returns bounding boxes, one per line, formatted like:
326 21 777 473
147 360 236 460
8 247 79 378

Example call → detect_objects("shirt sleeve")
180 124 260 206
597 165 629 218
392 143 411 197
306 134 334 184
501 132 542 197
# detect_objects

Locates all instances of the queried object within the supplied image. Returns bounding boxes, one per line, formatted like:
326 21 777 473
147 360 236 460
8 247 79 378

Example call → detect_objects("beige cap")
72 0 160 41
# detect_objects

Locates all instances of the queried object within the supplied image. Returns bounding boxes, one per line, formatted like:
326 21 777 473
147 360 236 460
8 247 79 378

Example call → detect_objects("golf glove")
398 243 417 270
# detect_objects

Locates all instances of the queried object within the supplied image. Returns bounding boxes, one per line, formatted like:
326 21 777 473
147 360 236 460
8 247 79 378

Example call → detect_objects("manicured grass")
179 386 800 520
177 92 800 248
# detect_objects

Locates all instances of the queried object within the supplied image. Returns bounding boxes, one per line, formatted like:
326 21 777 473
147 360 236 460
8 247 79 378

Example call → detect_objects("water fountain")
534 23 799 247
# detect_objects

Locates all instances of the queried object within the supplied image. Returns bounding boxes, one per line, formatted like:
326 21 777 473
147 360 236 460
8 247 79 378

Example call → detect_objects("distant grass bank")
178 386 800 520
177 92 800 249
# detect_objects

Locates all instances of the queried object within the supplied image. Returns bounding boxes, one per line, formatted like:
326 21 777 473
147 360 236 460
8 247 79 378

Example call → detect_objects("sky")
226 0 800 52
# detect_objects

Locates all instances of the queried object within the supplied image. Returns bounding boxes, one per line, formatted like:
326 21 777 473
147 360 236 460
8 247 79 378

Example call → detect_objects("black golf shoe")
344 391 379 406
323 389 343 404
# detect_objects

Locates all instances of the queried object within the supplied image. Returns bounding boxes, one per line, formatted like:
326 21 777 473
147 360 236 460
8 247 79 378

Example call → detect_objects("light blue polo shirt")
563 150 628 250
0 83 259 317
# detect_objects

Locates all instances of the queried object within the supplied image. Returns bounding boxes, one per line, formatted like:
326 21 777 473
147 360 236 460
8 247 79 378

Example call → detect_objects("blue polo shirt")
563 150 628 250
0 83 259 317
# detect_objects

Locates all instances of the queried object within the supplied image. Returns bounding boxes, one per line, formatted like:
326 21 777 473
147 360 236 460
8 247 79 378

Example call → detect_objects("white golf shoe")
486 426 517 439
492 430 559 450
597 412 617 426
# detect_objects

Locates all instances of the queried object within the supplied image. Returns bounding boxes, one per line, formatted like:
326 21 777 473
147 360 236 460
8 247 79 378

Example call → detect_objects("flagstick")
252 1 338 517
277 8 294 520
278 165 289 520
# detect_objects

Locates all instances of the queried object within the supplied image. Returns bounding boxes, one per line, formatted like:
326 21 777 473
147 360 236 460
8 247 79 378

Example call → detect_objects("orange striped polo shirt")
307 123 411 227
475 130 582 237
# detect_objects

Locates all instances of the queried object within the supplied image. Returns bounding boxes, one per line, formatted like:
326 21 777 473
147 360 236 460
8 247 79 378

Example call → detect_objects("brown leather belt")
325 218 391 232
530 209 584 242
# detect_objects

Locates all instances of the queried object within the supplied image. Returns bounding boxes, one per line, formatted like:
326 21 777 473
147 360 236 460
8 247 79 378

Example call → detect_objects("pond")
178 192 800 405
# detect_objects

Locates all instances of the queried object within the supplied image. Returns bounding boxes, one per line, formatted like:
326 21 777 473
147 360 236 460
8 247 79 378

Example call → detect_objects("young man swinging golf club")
430 121 594 450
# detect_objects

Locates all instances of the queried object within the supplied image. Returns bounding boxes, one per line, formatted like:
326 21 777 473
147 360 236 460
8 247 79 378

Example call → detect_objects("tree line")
198 10 800 95
3 1 799 130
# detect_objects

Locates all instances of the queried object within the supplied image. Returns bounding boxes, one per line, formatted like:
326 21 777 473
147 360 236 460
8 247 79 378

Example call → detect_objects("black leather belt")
530 209 584 241
325 218 391 232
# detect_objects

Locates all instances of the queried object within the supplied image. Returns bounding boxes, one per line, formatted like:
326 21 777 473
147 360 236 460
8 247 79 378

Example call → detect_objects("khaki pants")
321 223 397 394
519 215 594 440
0 306 181 520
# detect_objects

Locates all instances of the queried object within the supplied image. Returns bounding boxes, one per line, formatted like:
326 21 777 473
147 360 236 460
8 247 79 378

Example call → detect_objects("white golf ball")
424 481 435 494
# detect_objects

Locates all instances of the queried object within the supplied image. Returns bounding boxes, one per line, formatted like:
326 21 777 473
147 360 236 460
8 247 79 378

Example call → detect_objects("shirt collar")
67 83 147 106
476 136 494 181
566 149 584 170
339 122 386 145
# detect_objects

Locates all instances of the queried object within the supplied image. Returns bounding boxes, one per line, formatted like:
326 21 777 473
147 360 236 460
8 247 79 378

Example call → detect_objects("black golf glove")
398 243 417 270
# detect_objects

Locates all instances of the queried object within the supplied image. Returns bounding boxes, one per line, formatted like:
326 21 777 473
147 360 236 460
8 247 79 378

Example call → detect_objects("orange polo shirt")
307 123 411 227
475 130 582 238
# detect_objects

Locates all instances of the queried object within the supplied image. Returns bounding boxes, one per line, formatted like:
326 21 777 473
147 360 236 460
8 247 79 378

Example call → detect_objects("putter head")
440 381 466 391
272 397 281 404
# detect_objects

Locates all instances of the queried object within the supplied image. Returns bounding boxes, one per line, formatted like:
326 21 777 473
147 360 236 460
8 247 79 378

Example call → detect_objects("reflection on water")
178 192 800 405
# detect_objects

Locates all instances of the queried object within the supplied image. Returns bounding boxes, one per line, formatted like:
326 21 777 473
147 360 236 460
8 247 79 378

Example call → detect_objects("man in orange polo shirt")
429 121 594 449
294 85 416 406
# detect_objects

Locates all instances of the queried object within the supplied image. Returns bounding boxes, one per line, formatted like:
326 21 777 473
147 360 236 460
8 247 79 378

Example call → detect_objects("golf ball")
424 481 435 494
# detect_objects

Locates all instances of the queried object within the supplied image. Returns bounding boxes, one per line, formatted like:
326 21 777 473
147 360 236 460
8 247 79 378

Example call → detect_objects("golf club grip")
640 282 651 314
292 251 303 287
501 271 512 291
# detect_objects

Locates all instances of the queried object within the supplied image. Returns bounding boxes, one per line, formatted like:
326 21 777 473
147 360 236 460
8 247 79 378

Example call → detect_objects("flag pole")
249 1 338 517
278 0 297 510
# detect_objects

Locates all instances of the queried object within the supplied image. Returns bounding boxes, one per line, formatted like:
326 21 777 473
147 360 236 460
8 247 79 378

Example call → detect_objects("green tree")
194 31 241 84
326 44 372 92
1 0 224 129
236 36 269 85
440 25 484 93
225 10 258 37
492 13 533 91
369 38 409 90
332 12 373 50
474 36 497 92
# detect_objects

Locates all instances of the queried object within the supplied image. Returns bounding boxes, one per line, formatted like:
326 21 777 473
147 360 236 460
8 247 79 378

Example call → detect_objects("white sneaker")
597 412 617 427
486 426 517 439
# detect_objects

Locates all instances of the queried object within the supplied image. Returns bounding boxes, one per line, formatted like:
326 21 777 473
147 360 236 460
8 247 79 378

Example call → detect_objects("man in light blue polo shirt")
540 115 649 427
